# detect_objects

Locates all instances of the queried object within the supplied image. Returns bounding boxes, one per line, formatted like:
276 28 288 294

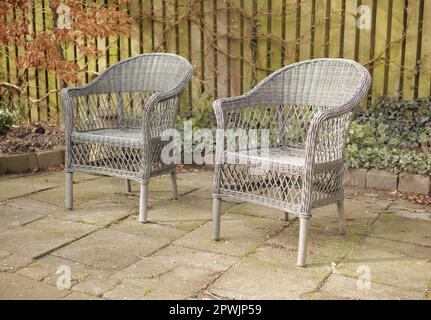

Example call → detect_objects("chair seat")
225 146 305 173
71 128 142 147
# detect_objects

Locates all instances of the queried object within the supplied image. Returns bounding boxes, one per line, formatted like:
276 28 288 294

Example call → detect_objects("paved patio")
0 168 430 300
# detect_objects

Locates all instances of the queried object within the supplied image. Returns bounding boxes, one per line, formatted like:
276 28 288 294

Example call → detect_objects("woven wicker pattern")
61 53 193 221
212 58 371 266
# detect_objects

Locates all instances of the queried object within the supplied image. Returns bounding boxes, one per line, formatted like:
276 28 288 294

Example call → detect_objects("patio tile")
370 213 431 246
259 223 362 266
0 218 97 258
334 237 431 292
0 254 33 272
105 266 214 300
0 198 59 232
17 254 96 285
28 183 106 207
150 245 239 272
313 274 424 300
110 217 187 241
53 200 135 227
72 276 119 297
312 199 381 219
52 229 169 270
0 273 69 300
146 193 236 231
177 169 214 190
206 222 363 299
174 213 285 257
62 292 104 300
227 203 285 221
208 253 331 300
112 245 238 281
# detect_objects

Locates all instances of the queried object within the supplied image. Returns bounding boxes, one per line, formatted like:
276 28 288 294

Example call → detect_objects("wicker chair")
61 53 193 222
212 58 371 267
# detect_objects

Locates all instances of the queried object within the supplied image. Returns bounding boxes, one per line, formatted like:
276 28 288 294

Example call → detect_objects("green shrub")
345 96 431 175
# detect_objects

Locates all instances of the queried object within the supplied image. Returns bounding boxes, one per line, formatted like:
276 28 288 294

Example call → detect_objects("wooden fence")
1 0 431 122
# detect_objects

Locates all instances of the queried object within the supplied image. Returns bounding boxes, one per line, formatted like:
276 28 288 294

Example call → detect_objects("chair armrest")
141 71 192 141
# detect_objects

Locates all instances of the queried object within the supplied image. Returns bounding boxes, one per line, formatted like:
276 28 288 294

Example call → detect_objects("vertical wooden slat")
419 0 431 97
342 0 357 60
386 0 405 97
367 0 377 104
212 0 218 97
242 0 254 92
383 0 393 96
413 0 424 99
403 0 420 101
36 0 47 120
313 0 326 59
28 1 38 121
371 0 389 101
339 0 346 58
199 0 205 93
230 0 243 97
187 0 192 108
324 0 331 57
398 0 409 98
295 0 303 61
283 0 297 65
190 0 201 109
270 0 282 71
226 1 232 96
329 0 342 58
130 1 141 56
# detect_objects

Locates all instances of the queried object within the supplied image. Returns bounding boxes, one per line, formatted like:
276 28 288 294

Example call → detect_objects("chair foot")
281 211 289 221
125 179 132 193
212 197 221 241
337 201 346 234
171 171 178 200
297 216 310 267
139 182 149 223
65 172 73 210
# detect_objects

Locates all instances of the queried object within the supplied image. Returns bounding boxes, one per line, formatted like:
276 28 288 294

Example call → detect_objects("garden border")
344 168 431 195
0 146 65 175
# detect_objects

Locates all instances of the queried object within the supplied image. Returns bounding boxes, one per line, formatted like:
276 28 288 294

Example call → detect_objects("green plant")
0 108 13 133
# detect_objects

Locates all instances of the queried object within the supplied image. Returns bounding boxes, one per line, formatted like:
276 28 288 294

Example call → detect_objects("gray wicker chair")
212 58 371 267
61 53 193 222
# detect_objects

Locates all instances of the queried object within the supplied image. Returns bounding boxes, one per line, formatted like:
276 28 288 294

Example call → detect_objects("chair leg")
171 171 178 200
139 182 149 223
65 172 73 210
337 200 346 234
212 197 221 241
297 216 310 267
125 179 132 193
281 211 289 221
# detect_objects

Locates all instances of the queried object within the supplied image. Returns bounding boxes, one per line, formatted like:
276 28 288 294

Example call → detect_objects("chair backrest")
251 58 370 107
70 54 192 131
78 53 192 94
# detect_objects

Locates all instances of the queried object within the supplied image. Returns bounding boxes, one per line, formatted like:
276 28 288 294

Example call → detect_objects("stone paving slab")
52 229 170 270
0 272 68 300
105 266 215 300
145 193 236 231
110 217 187 241
53 200 135 227
0 217 97 258
0 172 95 202
371 214 431 247
175 213 286 257
312 273 425 300
334 237 431 292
